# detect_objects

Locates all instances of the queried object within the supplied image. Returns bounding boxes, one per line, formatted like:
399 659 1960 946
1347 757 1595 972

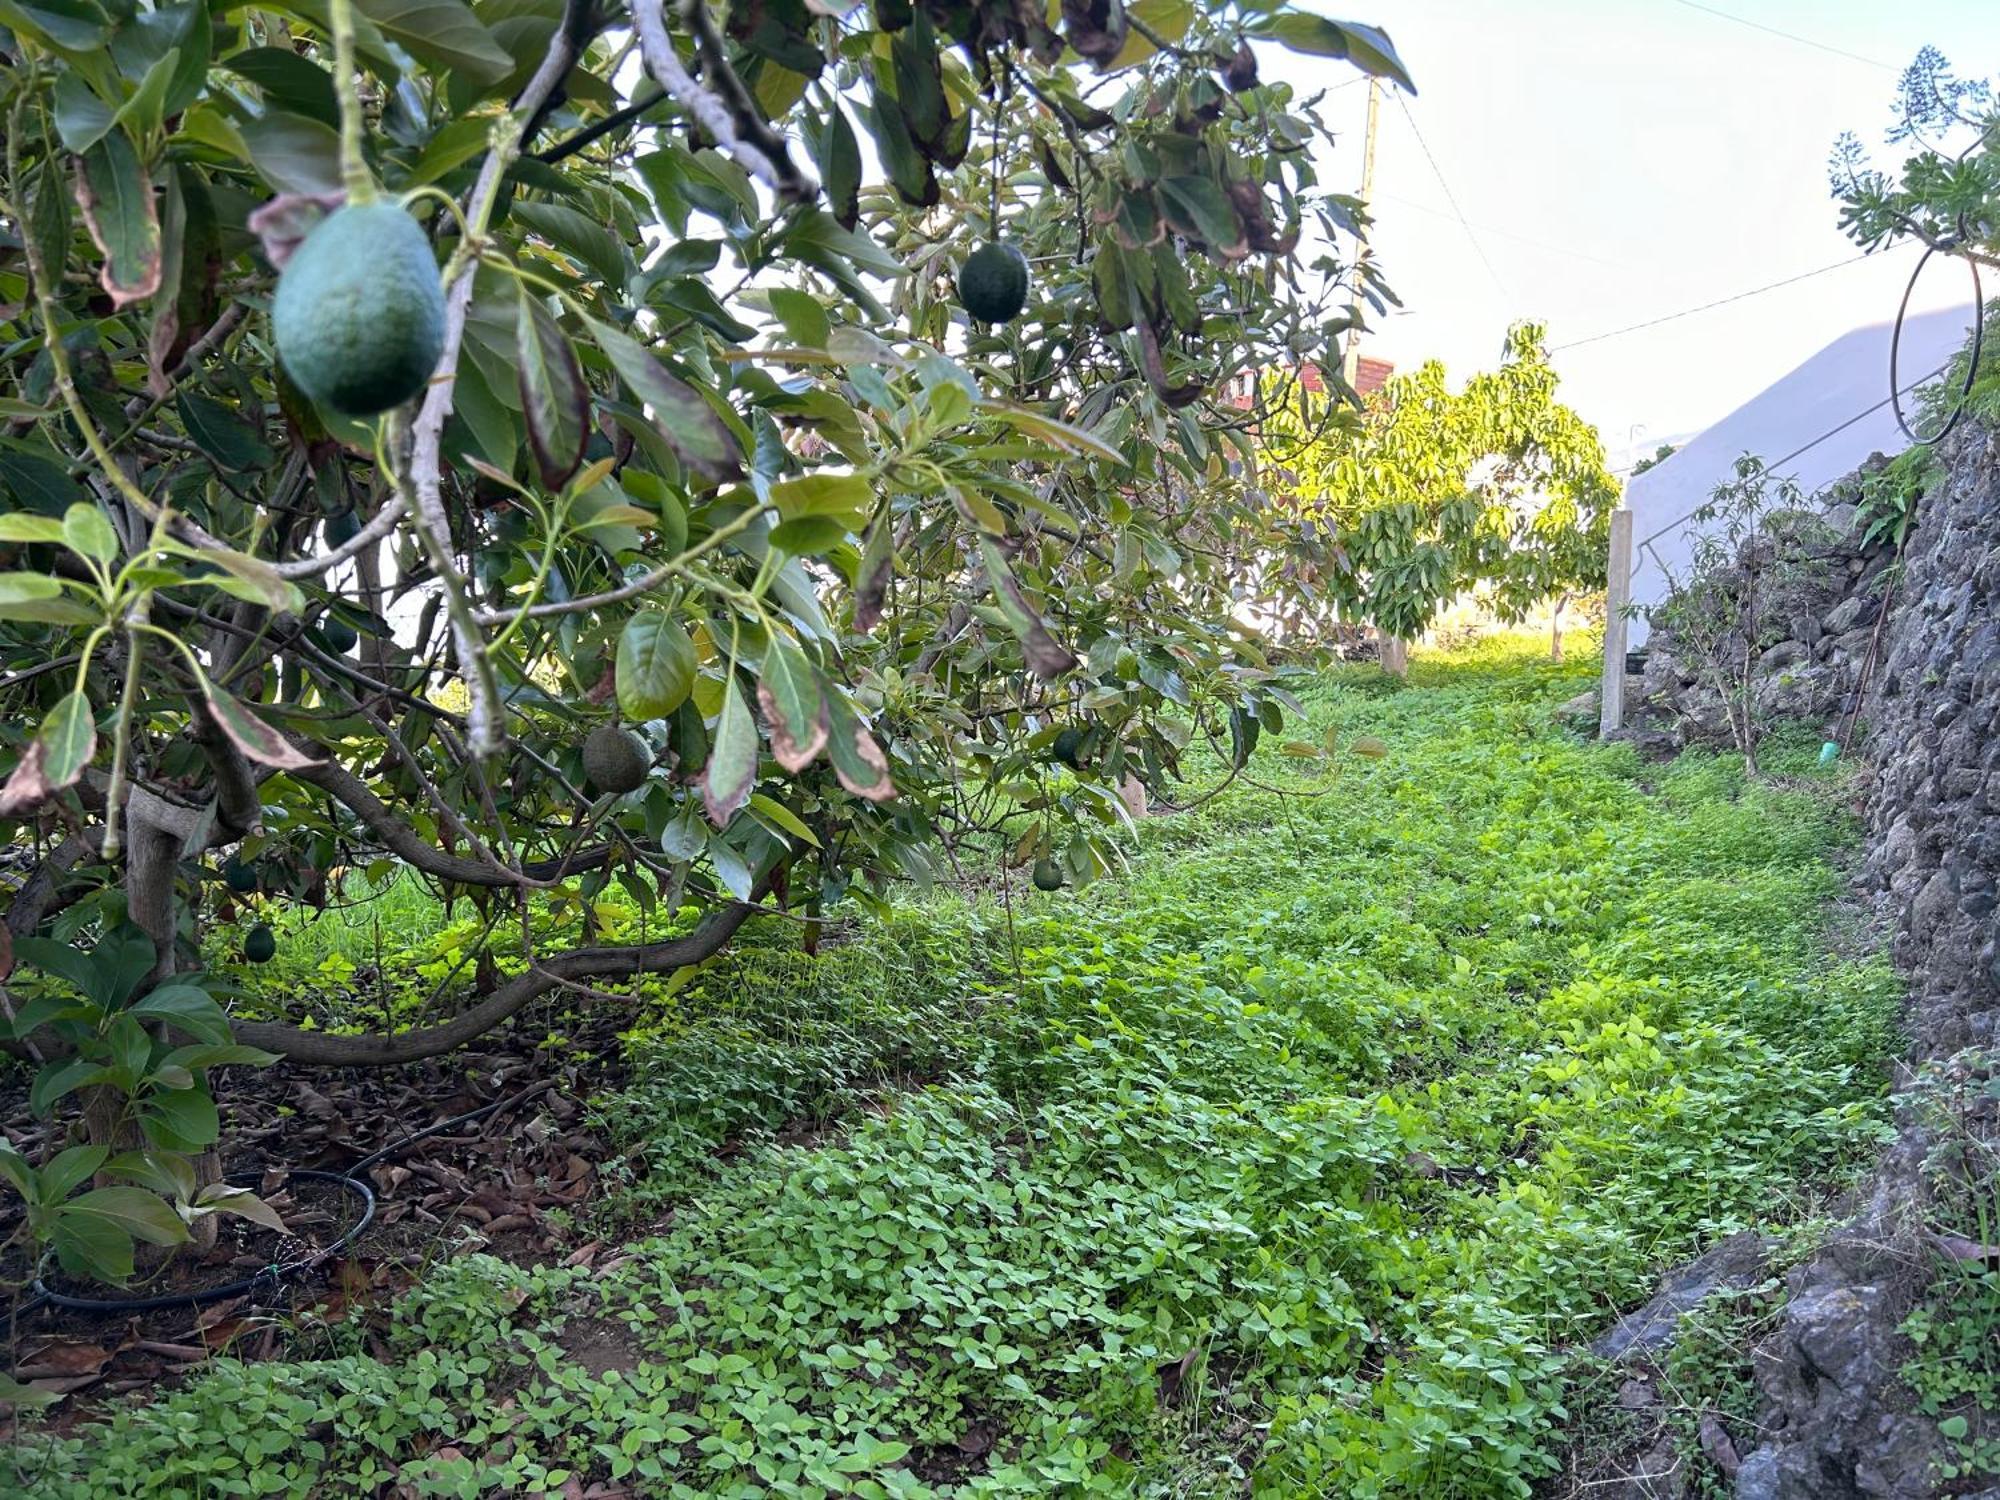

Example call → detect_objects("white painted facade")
1620 305 1979 646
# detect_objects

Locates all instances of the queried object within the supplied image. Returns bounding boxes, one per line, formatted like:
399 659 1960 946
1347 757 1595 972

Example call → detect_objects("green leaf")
0 513 68 545
53 70 117 153
160 1043 282 1071
769 471 871 528
0 572 67 621
0 1142 34 1203
1249 15 1415 93
1939 1415 1970 1441
237 111 344 195
353 0 514 86
112 44 184 141
53 1206 134 1284
39 1143 109 1204
769 516 849 557
0 445 84 515
187 545 306 614
127 985 233 1045
202 682 321 770
516 290 589 491
0 1373 62 1409
177 392 274 472
976 399 1124 463
511 199 630 288
703 672 758 826
819 103 862 230
30 1057 109 1119
756 637 827 773
196 1183 288 1234
747 792 820 847
61 502 116 564
768 288 831 349
588 320 742 485
142 1085 219 1150
103 1149 196 1199
73 127 162 309
65 1185 191 1246
224 47 340 128
616 611 698 721
0 0 111 50
403 115 493 186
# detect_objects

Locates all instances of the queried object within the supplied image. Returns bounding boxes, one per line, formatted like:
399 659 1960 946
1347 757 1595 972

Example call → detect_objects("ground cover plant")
5 638 1905 1497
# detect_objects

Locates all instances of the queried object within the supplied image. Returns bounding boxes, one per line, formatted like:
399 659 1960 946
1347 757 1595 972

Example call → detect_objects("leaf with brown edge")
203 684 321 770
826 692 894 803
852 512 893 632
977 537 1077 680
703 674 757 826
0 691 96 817
246 190 344 271
71 129 162 309
515 288 589 491
756 638 828 773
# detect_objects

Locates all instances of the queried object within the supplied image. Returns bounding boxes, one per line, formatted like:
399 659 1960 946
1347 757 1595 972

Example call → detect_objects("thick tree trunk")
1550 593 1568 662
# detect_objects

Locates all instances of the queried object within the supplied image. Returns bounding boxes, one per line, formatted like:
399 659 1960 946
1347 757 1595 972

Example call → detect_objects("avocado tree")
1253 323 1616 655
0 0 1413 1277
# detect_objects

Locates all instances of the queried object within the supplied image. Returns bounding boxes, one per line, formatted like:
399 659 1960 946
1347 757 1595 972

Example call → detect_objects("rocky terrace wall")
1625 417 2000 1500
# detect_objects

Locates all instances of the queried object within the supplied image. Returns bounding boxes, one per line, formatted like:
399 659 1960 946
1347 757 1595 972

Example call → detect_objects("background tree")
0 0 1414 1277
1253 323 1617 657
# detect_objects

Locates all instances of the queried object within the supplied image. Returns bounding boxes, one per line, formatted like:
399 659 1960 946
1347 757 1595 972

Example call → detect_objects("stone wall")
1626 459 1901 755
1628 418 2000 1499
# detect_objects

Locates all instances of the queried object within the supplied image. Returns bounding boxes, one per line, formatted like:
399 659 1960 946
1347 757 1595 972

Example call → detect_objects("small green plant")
1854 446 1936 552
1 925 280 1285
1898 1050 2000 1484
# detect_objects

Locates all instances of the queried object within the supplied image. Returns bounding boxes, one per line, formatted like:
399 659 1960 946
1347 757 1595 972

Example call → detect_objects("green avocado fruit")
223 855 259 894
1031 856 1065 892
273 202 446 417
243 923 277 964
1051 726 1086 770
583 725 650 795
320 616 358 654
958 242 1031 325
324 509 361 547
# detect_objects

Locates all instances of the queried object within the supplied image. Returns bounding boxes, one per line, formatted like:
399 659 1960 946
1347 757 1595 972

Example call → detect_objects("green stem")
99 601 149 863
328 0 374 202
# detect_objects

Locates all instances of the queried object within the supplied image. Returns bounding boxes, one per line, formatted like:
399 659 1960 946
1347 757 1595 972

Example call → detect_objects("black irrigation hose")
1891 243 1984 445
4 1082 551 1325
27 1170 375 1317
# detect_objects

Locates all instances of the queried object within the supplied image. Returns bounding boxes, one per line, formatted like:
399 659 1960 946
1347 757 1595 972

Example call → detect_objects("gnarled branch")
231 898 761 1065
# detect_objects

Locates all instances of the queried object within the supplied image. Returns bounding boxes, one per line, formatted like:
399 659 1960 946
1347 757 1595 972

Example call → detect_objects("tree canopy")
0 0 1430 1273
1254 324 1617 642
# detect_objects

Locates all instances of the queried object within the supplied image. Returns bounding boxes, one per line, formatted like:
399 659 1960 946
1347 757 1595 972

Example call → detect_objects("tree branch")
230 898 761 1065
287 753 620 887
631 0 813 201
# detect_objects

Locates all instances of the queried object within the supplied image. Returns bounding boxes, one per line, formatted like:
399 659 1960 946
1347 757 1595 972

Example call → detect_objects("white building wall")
1622 305 1978 646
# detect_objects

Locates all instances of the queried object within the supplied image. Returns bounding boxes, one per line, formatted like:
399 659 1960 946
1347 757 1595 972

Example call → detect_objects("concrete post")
1600 507 1634 738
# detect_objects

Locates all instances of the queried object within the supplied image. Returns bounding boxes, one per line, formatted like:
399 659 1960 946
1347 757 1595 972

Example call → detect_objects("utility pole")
1344 79 1409 676
1341 76 1382 394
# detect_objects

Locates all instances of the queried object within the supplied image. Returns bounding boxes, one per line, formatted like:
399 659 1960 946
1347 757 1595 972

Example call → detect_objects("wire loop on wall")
1891 244 1983 445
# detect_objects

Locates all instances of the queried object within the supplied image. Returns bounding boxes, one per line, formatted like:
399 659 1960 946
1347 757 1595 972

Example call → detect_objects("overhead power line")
1668 0 1896 72
1633 358 1950 549
1393 92 1511 301
1550 256 1872 352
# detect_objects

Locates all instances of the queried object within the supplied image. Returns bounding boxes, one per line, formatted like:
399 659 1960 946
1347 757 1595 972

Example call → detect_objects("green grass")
11 636 1905 1499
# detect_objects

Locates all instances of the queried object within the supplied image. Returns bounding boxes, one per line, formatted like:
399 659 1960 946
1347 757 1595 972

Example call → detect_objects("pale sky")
1278 0 2000 468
